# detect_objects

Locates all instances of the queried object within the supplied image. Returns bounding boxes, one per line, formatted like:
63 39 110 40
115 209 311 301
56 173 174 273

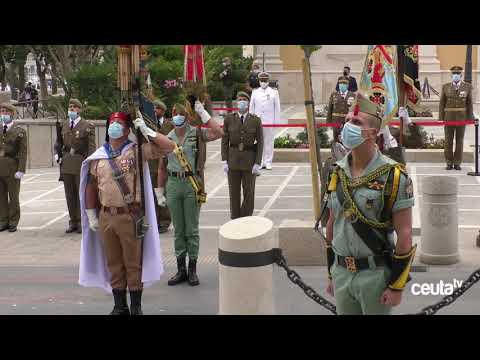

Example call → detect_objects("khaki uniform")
327 90 356 141
0 124 27 227
60 118 96 228
148 117 175 230
89 142 163 290
221 112 263 219
439 81 473 166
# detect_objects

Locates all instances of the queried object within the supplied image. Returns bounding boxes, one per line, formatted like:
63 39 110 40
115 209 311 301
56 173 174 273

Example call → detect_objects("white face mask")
260 81 269 89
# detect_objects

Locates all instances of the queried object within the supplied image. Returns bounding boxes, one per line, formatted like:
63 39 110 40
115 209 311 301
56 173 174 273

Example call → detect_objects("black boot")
129 289 143 315
187 258 199 286
167 256 188 286
109 289 130 315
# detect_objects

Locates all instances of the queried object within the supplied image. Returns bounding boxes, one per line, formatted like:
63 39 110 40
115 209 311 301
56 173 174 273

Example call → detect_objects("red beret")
108 112 129 126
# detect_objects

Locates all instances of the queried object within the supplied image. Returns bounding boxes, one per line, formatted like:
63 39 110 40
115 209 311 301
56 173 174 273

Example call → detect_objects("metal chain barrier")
412 267 480 315
272 248 337 315
272 247 480 316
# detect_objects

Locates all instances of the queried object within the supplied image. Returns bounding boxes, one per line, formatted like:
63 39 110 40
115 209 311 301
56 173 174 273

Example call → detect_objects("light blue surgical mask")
452 74 461 83
108 122 125 140
68 111 78 121
173 115 186 128
0 114 12 124
238 100 249 113
340 121 365 150
339 84 348 93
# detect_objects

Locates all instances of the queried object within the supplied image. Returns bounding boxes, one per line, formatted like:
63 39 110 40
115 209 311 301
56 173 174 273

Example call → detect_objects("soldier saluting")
0 103 27 233
323 92 416 315
55 99 96 234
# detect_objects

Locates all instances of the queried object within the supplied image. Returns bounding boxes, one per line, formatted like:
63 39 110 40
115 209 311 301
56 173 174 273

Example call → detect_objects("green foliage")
295 127 331 148
274 134 299 148
299 45 322 58
67 60 119 119
204 45 253 100
43 95 69 119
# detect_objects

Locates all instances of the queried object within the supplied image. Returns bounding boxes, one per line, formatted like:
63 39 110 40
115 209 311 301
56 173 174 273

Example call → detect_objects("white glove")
14 172 24 180
398 106 412 135
85 209 99 232
54 154 62 165
380 126 398 150
252 164 261 176
222 161 229 175
154 187 167 207
195 100 211 124
133 113 157 141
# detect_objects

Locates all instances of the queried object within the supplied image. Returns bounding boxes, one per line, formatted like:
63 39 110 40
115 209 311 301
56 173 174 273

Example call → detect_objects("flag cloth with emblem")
397 45 422 111
360 45 399 127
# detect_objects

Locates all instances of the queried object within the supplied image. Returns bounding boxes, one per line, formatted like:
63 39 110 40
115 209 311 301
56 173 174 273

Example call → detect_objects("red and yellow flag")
184 45 206 85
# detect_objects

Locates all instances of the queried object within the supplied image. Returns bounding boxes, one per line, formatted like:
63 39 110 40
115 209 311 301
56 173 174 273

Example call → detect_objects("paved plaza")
1 106 480 315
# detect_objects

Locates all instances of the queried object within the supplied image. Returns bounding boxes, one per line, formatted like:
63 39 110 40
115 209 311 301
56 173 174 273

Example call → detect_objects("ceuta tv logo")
410 279 463 296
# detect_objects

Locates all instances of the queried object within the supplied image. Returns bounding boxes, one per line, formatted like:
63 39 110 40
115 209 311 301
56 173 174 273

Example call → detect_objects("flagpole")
397 45 406 146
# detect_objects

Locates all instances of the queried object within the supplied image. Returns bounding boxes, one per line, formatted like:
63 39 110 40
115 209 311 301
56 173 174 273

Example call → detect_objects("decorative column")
419 45 441 71
254 45 284 71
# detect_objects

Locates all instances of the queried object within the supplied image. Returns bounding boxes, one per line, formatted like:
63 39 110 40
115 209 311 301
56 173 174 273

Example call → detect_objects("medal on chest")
75 130 80 139
119 158 135 174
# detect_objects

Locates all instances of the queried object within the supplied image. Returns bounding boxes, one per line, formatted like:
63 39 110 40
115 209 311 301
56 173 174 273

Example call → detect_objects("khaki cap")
0 102 17 114
153 99 167 110
352 91 384 122
450 65 463 73
236 91 250 101
69 98 82 108
338 76 349 84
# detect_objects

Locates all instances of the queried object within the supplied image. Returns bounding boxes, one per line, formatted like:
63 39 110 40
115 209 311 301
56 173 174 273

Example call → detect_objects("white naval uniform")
249 86 281 167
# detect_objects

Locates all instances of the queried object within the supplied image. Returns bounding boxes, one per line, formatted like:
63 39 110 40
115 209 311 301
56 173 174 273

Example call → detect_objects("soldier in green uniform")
151 99 175 233
158 101 223 286
439 65 473 170
0 103 27 233
56 99 96 234
327 75 356 143
323 92 416 315
221 91 263 219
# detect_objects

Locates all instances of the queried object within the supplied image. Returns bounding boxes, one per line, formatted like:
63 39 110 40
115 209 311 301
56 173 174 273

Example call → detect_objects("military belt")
102 203 140 216
336 254 386 273
168 170 194 178
331 113 347 117
230 144 257 151
444 108 465 112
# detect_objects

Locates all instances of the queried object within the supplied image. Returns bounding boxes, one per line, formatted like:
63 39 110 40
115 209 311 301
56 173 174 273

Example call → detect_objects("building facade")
249 45 480 110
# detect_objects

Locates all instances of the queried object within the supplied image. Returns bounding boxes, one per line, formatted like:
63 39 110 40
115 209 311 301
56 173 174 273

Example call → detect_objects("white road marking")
27 198 66 202
206 179 228 197
20 185 64 207
22 174 44 184
207 151 221 161
459 209 480 212
22 211 65 215
258 166 299 217
22 180 59 184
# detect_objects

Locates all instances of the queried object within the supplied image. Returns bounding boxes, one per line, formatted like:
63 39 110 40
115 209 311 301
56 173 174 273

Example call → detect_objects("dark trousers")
63 173 81 226
227 169 256 219
223 86 233 113
0 176 21 226
444 125 466 166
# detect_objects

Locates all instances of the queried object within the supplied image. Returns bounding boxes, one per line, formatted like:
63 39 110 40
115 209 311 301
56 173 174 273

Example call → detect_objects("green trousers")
63 173 81 226
0 176 21 227
166 176 200 259
331 261 392 315
444 125 466 166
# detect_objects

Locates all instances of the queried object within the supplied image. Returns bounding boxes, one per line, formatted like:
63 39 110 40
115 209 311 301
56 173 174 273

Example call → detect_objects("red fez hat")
108 112 129 125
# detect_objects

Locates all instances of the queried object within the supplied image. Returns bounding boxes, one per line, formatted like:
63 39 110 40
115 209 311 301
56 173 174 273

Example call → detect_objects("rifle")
54 117 64 182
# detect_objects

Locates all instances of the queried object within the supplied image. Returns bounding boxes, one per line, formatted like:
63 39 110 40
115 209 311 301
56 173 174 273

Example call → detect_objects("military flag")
398 45 422 110
360 45 399 127
184 45 206 85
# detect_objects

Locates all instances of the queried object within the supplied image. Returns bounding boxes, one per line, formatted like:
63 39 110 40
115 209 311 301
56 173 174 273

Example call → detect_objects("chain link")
412 268 480 315
273 248 480 316
273 249 337 315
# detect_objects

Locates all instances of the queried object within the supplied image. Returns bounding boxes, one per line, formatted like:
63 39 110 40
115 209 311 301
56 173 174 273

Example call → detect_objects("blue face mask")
0 114 12 124
340 121 365 149
68 111 78 121
108 122 125 140
173 115 186 128
452 74 461 83
238 100 249 113
339 84 348 93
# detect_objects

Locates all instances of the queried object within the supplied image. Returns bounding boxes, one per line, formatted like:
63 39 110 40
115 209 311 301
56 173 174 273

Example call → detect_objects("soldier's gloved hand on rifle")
133 111 157 141
252 163 261 176
222 161 229 175
194 100 211 124
154 187 167 207
14 172 24 180
85 209 99 232
54 154 62 165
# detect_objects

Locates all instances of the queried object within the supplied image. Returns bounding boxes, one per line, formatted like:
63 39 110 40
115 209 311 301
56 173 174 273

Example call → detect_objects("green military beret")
69 98 82 108
338 76 349 84
450 65 463 73
0 102 17 114
352 91 384 123
153 99 167 110
258 72 271 80
236 91 250 101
